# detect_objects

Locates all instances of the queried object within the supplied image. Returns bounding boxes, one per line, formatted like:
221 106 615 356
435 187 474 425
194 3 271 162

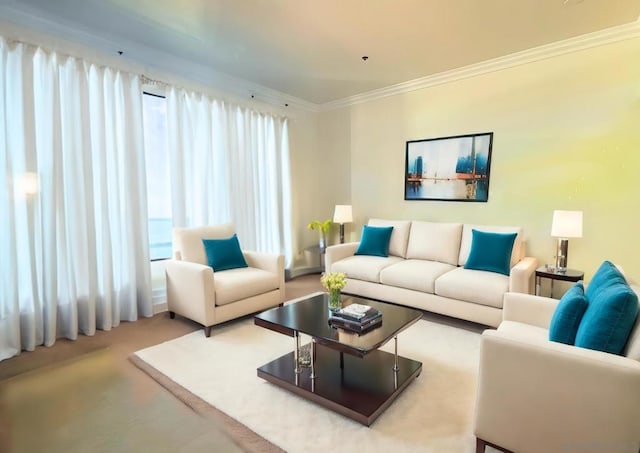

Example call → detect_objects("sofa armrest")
508 256 538 294
503 292 559 328
165 260 216 325
325 242 359 273
475 330 640 453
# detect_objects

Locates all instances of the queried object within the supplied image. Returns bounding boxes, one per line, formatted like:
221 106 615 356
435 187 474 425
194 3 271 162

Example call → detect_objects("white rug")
134 304 484 453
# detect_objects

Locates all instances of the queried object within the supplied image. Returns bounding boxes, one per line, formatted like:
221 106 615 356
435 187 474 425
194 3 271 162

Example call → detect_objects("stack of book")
330 303 382 334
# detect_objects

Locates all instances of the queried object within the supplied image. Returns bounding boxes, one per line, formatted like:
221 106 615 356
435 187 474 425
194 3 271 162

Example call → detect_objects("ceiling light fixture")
361 56 368 61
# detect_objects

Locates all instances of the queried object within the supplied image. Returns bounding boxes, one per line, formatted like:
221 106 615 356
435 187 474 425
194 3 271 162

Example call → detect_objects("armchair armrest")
503 292 558 329
243 251 283 276
475 330 640 453
508 256 538 294
243 251 285 302
165 260 216 325
325 242 359 273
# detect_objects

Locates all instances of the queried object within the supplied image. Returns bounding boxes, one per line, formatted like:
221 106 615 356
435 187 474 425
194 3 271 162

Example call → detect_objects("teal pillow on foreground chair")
464 229 517 276
549 282 588 345
202 234 248 272
575 261 639 355
355 225 394 257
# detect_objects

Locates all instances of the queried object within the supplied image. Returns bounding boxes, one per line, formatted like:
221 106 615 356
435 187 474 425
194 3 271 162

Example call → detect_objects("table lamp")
333 205 353 244
551 210 583 272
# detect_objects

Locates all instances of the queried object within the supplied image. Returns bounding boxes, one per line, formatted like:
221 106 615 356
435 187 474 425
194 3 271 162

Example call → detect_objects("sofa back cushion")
458 224 524 268
406 221 462 266
173 224 236 265
368 219 412 258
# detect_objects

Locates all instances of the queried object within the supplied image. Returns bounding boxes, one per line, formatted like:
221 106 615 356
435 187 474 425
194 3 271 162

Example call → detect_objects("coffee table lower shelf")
257 344 422 426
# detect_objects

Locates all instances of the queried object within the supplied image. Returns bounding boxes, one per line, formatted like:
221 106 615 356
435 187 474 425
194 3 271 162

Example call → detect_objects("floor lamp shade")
333 205 353 244
551 210 583 271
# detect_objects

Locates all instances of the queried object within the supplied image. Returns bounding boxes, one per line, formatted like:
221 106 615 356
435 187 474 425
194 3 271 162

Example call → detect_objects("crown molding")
0 3 320 114
321 20 640 111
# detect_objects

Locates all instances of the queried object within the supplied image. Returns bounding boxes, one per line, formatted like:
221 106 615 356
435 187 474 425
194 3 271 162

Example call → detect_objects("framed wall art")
405 132 493 202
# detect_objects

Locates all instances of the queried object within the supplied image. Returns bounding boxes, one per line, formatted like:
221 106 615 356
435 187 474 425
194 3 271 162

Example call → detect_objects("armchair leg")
204 326 212 337
169 311 175 319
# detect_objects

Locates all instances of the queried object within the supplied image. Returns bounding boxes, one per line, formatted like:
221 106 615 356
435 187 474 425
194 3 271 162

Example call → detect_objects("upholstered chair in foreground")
165 224 285 337
474 275 640 453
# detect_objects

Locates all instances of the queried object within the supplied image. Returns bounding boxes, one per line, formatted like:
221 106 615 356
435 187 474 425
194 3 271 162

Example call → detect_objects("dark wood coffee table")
254 293 423 426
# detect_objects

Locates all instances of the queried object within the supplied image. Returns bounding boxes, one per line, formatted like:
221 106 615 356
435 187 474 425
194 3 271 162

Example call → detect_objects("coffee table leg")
310 338 317 380
393 336 399 372
294 331 301 374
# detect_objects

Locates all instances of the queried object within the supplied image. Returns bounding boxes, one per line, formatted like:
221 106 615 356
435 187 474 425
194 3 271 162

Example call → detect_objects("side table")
535 267 584 298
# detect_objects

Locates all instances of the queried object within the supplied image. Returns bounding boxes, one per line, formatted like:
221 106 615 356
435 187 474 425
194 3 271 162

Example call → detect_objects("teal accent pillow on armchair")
464 229 517 276
575 261 639 355
549 282 588 345
202 234 248 272
355 225 394 257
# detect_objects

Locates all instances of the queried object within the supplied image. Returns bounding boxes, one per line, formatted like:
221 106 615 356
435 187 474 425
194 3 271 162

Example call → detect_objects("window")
142 91 172 260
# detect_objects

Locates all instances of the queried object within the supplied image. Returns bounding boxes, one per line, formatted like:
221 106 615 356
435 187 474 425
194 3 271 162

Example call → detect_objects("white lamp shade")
551 210 583 238
333 205 353 224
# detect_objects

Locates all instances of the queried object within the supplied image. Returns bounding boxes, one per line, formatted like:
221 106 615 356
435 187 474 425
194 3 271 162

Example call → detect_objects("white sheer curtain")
167 88 292 265
0 37 152 361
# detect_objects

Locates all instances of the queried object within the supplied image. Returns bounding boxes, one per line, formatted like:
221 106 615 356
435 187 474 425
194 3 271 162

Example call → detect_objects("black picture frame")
404 132 493 202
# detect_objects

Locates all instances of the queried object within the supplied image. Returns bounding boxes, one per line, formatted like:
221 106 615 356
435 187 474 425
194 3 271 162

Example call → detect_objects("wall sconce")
551 210 583 271
19 172 39 196
333 205 353 244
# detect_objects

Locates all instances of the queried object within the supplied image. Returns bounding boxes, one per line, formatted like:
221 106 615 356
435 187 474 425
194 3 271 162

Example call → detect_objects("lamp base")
555 238 568 272
339 224 345 244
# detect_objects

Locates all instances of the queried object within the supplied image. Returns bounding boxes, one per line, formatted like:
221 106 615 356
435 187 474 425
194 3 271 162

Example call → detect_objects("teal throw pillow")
202 234 248 272
355 225 394 257
464 229 517 276
549 282 588 345
585 260 627 302
575 279 639 355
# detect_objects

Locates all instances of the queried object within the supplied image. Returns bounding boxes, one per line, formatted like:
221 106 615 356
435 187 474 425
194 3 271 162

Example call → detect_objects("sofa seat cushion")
435 267 509 309
214 267 279 306
380 260 456 294
332 255 403 284
497 320 549 344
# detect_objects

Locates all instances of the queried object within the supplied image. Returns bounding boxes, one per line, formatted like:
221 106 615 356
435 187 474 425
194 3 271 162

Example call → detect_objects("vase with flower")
321 272 347 312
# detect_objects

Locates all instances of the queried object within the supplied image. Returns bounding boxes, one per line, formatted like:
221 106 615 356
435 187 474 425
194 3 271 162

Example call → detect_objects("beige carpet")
133 300 485 453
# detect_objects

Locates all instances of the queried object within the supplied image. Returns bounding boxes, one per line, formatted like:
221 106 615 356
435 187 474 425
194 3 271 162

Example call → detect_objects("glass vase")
328 289 342 312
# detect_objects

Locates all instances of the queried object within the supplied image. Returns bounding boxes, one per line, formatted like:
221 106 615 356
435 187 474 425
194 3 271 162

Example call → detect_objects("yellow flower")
320 272 347 291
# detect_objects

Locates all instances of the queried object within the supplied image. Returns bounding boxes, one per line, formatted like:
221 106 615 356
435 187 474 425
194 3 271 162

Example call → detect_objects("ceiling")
2 0 640 105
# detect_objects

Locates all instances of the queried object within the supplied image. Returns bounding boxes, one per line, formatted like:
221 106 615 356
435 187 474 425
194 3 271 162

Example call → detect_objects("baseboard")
152 288 167 314
286 266 322 280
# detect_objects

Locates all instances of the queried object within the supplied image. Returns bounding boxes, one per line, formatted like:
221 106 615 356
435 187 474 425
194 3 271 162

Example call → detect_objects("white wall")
320 37 640 281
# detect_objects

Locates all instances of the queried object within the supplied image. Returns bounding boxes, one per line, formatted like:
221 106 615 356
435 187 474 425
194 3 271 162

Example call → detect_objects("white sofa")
325 219 538 327
474 288 640 453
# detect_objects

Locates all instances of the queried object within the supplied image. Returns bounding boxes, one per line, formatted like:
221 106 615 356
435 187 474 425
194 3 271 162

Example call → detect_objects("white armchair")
474 289 640 453
165 224 285 337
